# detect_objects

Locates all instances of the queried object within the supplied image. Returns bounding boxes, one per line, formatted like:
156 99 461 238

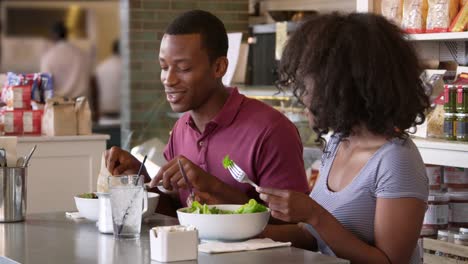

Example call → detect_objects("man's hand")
105 146 143 176
149 155 220 193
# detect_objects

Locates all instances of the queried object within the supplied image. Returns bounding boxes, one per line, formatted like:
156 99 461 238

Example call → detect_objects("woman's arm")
312 197 425 263
257 188 426 264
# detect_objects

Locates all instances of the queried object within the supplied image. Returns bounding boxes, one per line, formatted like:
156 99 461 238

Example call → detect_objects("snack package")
427 0 459 32
4 72 54 105
3 110 23 135
39 73 54 102
4 85 32 110
382 0 404 25
450 1 468 31
3 109 43 135
427 105 445 138
402 0 429 33
75 96 92 135
22 110 43 135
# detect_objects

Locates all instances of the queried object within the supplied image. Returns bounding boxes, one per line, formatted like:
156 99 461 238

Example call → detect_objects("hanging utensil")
0 149 6 167
16 157 25 167
23 145 37 167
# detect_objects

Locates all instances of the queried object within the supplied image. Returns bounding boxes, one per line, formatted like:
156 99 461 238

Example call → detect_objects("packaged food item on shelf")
22 110 43 135
427 105 445 138
445 167 468 190
427 164 442 190
439 229 458 242
456 85 468 113
444 112 457 140
382 0 404 25
2 109 43 135
427 0 459 32
444 84 457 112
424 192 449 230
3 110 22 135
449 192 468 228
450 1 468 31
454 233 468 245
456 113 468 141
3 84 32 110
460 227 468 234
402 0 429 33
438 229 450 241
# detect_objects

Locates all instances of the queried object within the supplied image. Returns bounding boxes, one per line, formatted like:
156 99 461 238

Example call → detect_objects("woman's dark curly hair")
277 12 430 140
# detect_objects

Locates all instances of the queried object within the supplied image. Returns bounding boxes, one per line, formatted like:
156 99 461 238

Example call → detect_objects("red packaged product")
22 110 43 135
4 110 23 135
5 85 32 110
3 109 43 135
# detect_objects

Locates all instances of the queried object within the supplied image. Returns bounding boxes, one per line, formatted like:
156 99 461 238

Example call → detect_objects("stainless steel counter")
0 213 349 264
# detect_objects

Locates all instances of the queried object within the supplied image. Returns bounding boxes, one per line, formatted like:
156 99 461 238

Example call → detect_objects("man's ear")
213 56 228 79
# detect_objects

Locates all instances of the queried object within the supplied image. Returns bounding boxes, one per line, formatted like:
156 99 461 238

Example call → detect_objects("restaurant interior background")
0 0 341 174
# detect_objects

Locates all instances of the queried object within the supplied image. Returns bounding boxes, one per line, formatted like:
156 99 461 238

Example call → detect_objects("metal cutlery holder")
0 167 26 222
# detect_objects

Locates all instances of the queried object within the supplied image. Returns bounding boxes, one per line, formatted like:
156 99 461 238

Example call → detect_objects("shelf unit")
408 32 468 41
413 138 468 168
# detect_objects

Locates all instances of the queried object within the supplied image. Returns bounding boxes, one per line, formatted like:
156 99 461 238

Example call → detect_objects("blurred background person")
94 39 122 119
40 21 91 99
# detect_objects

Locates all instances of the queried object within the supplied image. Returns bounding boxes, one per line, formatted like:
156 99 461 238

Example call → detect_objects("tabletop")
0 212 349 264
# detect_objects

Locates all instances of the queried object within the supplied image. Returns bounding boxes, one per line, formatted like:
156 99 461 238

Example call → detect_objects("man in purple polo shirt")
106 10 308 216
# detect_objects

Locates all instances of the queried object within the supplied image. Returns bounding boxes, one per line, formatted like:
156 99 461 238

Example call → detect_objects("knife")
177 159 195 203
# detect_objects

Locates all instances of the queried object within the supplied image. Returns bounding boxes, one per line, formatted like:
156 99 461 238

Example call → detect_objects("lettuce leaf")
222 155 234 169
184 199 267 214
234 199 268 214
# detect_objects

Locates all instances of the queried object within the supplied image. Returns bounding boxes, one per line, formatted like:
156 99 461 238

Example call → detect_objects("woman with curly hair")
258 12 430 263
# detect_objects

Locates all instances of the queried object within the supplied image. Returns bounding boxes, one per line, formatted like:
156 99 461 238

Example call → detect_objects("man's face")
159 34 218 113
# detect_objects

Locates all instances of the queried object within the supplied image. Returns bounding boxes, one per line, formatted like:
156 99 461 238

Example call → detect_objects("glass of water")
108 175 148 239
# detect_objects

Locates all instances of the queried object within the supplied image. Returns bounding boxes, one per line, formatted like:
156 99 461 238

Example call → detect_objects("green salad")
184 199 268 214
78 193 98 199
222 155 234 169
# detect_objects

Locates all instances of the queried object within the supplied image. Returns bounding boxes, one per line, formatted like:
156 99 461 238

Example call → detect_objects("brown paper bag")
75 96 92 135
41 97 77 136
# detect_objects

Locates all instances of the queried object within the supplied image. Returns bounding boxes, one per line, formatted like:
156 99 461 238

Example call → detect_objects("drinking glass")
108 175 147 239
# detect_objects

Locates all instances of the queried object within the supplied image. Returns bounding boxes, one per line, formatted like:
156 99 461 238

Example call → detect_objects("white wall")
0 1 120 72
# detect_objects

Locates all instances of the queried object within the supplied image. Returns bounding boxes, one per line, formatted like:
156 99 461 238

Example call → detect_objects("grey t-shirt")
305 135 428 264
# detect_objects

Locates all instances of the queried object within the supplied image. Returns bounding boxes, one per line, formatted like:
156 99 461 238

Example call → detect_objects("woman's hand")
257 187 320 224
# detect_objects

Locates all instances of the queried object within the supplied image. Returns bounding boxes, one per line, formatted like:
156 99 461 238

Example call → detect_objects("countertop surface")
0 212 349 264
16 134 110 142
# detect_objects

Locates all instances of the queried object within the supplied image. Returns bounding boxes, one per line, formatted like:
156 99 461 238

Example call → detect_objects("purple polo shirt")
164 88 309 206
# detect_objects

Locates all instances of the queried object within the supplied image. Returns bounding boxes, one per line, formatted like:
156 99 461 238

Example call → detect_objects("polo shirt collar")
211 87 244 127
184 87 244 129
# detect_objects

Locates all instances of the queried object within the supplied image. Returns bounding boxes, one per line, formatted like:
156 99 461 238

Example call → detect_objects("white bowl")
143 192 160 218
177 204 270 241
74 196 99 221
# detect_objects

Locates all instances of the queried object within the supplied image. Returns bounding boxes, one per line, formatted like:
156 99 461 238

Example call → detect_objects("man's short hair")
165 10 228 62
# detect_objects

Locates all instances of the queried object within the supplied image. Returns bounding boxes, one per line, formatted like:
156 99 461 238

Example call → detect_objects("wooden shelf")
408 32 468 41
413 137 468 168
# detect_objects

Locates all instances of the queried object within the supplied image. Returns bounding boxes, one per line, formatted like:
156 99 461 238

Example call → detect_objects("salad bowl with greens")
177 199 270 241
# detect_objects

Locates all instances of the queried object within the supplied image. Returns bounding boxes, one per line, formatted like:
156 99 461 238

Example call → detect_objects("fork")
227 161 259 189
